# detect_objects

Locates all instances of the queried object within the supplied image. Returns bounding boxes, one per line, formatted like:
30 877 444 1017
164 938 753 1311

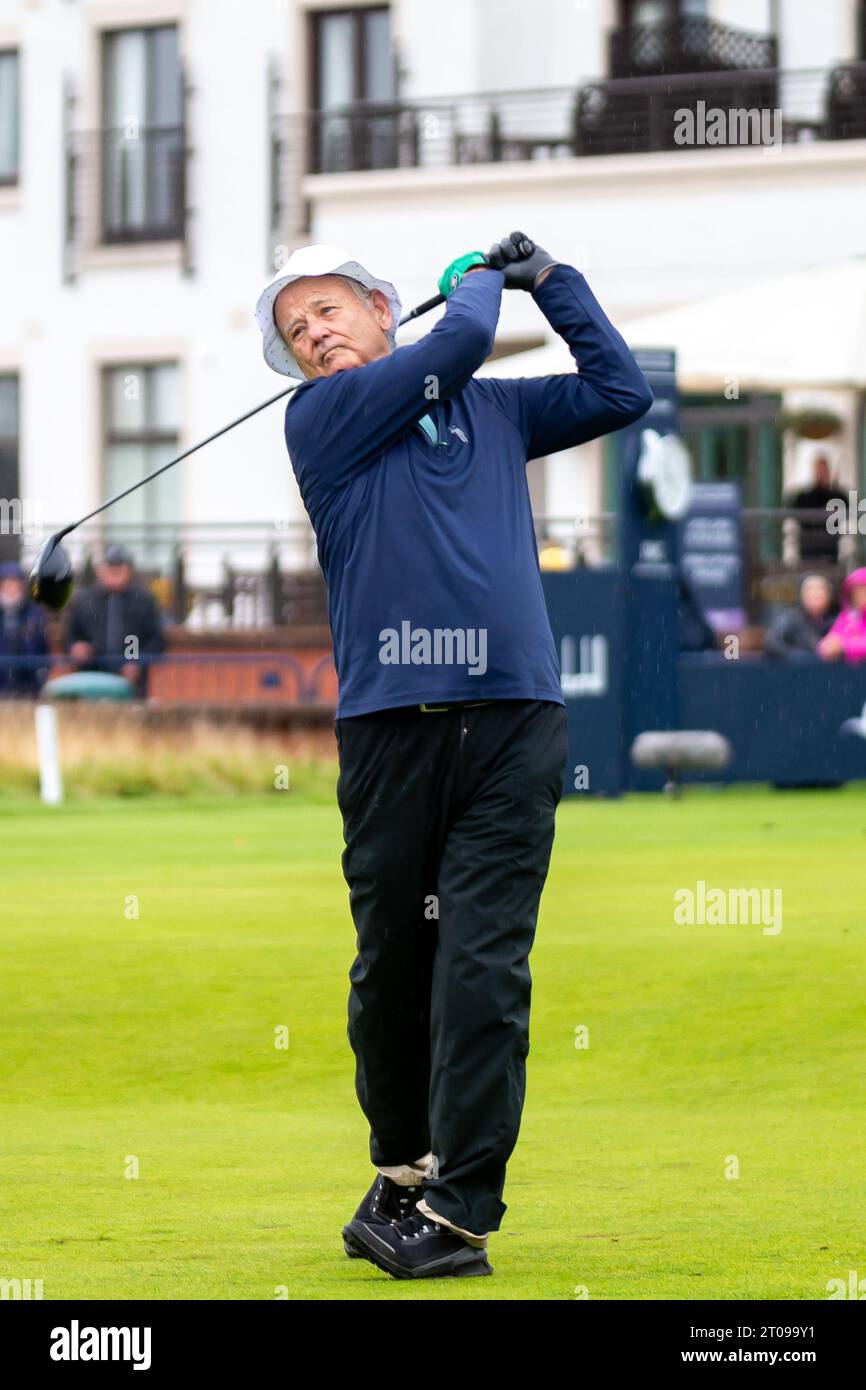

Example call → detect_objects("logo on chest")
447 425 469 444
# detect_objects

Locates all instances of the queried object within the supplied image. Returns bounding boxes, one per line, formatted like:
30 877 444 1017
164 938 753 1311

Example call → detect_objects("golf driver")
29 288 453 611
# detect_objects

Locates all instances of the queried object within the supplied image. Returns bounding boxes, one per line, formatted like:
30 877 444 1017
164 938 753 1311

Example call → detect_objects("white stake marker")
35 703 63 805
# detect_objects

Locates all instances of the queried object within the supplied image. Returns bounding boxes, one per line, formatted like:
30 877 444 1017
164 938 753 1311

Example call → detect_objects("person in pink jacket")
818 566 866 663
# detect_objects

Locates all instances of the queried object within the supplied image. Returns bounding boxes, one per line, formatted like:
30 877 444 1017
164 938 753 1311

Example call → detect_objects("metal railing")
608 17 778 78
100 125 186 243
64 124 190 277
58 52 866 276
3 504 863 705
275 61 866 193
11 508 863 635
296 88 581 177
535 511 617 568
742 507 866 615
576 65 779 156
574 63 866 155
535 507 866 621
20 521 325 630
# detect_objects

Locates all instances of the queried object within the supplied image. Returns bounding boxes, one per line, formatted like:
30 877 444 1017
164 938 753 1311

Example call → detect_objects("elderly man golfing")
256 233 653 1279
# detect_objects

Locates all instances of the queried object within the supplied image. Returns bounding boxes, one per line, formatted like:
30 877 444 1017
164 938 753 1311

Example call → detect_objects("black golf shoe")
343 1210 493 1279
342 1175 422 1258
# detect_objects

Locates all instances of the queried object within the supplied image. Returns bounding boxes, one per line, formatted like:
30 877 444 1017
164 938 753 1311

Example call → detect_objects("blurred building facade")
1 0 865 626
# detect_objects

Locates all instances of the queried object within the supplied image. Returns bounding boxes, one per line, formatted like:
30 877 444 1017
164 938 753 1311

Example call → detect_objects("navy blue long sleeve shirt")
284 264 653 717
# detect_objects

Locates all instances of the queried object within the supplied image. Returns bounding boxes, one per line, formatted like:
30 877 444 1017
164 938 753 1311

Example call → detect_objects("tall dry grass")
0 702 338 799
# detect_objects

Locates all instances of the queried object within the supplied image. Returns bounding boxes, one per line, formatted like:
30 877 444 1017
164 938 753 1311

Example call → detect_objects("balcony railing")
20 508 863 636
64 123 190 277
575 65 782 156
298 88 579 177
609 17 778 78
100 125 186 243
273 61 866 212
308 102 421 174
535 508 866 625
22 521 325 630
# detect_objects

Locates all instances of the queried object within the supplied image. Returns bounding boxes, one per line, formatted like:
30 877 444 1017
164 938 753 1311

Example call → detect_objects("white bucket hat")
255 244 402 379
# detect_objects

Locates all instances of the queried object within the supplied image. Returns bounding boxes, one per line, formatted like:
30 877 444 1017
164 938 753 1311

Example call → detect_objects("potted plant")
777 406 844 440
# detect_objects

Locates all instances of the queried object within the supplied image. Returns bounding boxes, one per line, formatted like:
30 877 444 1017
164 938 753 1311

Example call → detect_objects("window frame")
0 372 21 563
0 48 20 187
99 23 184 245
309 6 392 111
101 362 182 559
619 0 706 25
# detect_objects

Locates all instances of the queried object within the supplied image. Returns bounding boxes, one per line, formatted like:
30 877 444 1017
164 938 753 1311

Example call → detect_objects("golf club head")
30 534 74 611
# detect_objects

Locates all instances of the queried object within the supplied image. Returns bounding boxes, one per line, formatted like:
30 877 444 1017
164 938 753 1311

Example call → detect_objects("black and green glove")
437 250 488 298
487 231 559 291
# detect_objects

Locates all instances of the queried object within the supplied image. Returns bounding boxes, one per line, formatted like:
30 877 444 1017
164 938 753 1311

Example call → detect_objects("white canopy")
479 258 866 392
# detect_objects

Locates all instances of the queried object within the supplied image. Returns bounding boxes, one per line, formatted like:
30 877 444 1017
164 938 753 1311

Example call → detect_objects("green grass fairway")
1 785 865 1300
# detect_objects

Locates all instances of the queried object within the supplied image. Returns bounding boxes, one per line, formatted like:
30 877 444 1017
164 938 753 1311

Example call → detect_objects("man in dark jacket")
256 232 653 1279
788 456 846 562
764 574 836 659
64 546 164 694
0 560 50 696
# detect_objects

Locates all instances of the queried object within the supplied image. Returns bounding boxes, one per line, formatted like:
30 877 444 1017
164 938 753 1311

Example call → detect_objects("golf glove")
437 251 489 298
487 231 560 291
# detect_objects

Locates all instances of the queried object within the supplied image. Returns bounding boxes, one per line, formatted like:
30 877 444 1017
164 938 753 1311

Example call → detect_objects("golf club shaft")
55 385 299 540
398 292 445 324
53 292 447 542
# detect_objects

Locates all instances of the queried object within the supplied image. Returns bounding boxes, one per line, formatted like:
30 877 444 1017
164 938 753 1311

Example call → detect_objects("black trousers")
335 698 568 1234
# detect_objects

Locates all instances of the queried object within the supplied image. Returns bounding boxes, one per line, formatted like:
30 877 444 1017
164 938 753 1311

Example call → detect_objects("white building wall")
774 0 858 68
2 0 865 582
397 0 481 99
1 0 302 586
474 0 613 90
712 0 773 33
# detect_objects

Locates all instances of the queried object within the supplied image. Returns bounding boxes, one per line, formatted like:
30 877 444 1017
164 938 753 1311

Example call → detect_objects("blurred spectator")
0 560 50 697
764 574 836 660
65 546 165 695
817 566 866 664
788 456 847 562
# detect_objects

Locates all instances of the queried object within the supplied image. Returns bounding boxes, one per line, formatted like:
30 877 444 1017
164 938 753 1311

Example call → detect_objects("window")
103 364 181 567
626 1 669 24
101 26 183 242
621 0 706 22
0 50 19 185
0 375 20 563
614 0 716 80
310 7 395 172
680 395 782 510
